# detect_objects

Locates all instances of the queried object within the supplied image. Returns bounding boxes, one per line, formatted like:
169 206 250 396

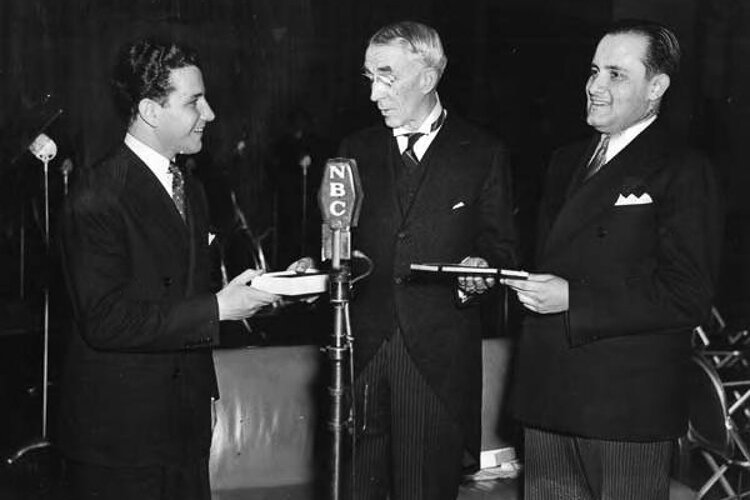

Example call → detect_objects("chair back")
688 354 734 457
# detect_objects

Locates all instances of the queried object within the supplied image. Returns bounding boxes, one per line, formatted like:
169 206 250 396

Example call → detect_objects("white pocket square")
208 232 216 245
615 193 653 206
452 201 466 210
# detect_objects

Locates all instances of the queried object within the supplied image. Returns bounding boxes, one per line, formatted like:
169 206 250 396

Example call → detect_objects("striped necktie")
168 162 186 221
402 132 424 171
400 110 447 171
586 134 610 179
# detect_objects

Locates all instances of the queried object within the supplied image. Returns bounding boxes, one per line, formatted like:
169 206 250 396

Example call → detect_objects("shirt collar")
124 133 172 174
392 96 445 137
605 114 657 162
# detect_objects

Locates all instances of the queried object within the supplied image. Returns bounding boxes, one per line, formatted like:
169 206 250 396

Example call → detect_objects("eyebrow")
602 64 628 73
183 91 204 101
363 64 394 74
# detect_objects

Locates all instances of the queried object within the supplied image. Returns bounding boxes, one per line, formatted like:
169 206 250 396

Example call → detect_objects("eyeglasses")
361 71 397 88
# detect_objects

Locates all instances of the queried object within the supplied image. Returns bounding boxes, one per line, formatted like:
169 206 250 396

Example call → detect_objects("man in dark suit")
58 39 280 500
338 21 518 500
504 20 722 499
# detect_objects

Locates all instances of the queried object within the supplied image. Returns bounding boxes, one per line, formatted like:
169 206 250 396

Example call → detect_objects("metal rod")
42 159 50 438
42 289 49 438
327 230 351 500
301 163 308 256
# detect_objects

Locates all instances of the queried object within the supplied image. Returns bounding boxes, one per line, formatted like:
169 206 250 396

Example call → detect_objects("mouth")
588 98 609 108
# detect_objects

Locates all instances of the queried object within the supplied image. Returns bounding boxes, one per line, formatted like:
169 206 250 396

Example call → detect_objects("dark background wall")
1 0 749 321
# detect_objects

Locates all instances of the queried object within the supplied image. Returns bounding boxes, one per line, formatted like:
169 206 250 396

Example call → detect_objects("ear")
648 73 670 102
137 98 161 128
420 67 439 95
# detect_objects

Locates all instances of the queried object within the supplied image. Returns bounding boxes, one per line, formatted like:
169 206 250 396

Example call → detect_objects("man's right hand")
216 269 280 321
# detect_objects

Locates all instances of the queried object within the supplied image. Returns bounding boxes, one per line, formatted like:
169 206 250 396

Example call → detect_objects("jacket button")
394 277 403 285
397 231 406 240
596 227 608 238
163 277 173 287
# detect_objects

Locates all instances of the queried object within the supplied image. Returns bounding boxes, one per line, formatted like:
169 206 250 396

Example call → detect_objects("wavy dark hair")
111 39 199 123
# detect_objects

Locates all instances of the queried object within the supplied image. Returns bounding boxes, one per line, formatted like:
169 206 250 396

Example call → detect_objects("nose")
200 100 216 122
587 72 606 95
370 80 387 102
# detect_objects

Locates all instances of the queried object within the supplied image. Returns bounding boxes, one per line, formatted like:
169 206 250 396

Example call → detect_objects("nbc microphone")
318 158 363 267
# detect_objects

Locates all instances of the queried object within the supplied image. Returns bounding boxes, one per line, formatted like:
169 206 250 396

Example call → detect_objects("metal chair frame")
687 353 750 499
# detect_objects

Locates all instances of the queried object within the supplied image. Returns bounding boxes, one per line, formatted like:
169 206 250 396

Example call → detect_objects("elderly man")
505 20 722 499
338 20 518 500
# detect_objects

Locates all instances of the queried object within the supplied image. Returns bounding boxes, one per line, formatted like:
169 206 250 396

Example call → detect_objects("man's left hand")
287 257 316 274
502 273 569 314
285 256 321 304
457 256 495 296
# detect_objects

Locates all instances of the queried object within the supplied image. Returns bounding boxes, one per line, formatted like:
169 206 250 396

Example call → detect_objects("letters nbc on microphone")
318 158 363 261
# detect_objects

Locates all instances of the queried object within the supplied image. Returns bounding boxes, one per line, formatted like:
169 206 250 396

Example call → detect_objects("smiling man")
504 20 722 500
337 21 518 500
58 39 279 500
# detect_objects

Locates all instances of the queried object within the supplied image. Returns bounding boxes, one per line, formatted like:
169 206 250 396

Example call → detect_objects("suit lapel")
398 117 458 226
542 123 666 258
122 148 190 253
379 134 403 228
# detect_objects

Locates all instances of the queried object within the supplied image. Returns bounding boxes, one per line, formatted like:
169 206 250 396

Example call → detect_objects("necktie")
400 110 447 171
402 132 424 171
168 162 186 221
586 134 610 178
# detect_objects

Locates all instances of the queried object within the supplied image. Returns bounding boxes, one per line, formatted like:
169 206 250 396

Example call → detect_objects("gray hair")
369 21 448 78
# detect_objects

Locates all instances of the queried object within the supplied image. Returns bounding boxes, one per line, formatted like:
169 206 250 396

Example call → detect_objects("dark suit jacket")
339 114 518 459
513 122 722 441
58 145 220 467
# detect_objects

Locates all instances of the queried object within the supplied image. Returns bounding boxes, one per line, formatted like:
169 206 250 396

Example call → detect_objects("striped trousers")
344 330 465 500
524 427 673 500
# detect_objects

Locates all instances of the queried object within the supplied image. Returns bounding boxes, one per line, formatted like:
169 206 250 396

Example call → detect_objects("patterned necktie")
168 162 186 221
586 134 610 178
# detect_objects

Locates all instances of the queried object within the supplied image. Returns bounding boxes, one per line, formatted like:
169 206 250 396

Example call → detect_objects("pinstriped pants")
524 427 673 500
345 330 465 500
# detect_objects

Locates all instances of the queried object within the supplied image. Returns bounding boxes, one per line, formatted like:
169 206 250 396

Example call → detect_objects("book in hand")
410 263 529 280
250 270 329 297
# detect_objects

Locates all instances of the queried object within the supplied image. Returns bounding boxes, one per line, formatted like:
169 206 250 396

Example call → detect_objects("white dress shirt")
392 96 446 161
124 133 175 198
604 114 657 163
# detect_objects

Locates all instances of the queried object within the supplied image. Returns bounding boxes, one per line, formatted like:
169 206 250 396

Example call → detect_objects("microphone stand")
319 157 362 499
8 134 57 464
327 228 352 500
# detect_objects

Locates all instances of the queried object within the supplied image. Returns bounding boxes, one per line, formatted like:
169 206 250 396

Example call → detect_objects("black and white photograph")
0 0 748 499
